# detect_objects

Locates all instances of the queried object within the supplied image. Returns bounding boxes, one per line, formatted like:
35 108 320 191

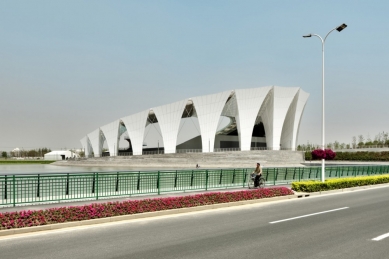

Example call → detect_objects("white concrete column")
101 120 120 156
261 86 299 150
121 110 149 155
152 100 188 154
80 136 92 157
235 87 272 151
87 128 104 157
280 89 310 150
192 91 231 152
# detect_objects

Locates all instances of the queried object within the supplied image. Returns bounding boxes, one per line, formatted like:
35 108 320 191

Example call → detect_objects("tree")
358 135 365 146
352 136 357 148
1 151 7 158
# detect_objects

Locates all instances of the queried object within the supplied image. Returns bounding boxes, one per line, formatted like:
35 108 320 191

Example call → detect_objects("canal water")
0 164 154 175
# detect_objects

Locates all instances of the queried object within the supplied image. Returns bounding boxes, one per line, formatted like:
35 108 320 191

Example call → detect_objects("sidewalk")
0 185 291 214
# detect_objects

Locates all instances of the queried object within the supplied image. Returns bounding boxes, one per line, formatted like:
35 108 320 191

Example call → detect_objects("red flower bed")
0 187 293 230
311 149 336 160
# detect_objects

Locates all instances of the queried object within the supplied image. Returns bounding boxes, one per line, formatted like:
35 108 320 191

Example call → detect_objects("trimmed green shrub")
292 175 389 192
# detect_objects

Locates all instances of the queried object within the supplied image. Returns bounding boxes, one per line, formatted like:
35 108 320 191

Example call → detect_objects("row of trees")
1 148 52 158
298 131 389 151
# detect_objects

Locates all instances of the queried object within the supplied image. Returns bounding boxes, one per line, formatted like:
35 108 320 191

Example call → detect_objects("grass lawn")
0 159 55 164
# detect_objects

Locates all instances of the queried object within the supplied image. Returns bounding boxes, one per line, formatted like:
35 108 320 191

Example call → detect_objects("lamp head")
303 34 312 38
336 23 347 32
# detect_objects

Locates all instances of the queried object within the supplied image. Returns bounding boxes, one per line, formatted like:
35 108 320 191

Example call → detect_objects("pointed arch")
234 87 272 151
80 136 92 157
152 99 188 154
260 86 300 150
192 90 232 152
100 120 121 156
281 89 310 150
87 128 105 157
121 110 149 155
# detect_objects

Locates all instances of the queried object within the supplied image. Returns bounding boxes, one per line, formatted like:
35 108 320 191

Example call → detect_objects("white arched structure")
87 128 105 157
234 87 272 151
152 100 188 154
81 86 309 157
121 110 149 155
191 91 231 152
80 136 92 157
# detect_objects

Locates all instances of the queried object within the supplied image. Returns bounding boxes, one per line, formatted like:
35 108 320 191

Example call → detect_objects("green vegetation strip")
0 187 293 230
0 160 55 164
291 175 389 192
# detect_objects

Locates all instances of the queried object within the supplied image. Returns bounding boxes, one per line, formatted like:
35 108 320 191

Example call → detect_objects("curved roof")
81 86 309 156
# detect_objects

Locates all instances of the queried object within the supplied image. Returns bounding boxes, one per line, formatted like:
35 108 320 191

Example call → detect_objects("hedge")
291 175 389 192
0 187 293 230
305 151 389 161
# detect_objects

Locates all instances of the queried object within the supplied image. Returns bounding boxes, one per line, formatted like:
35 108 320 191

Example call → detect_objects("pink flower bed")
0 187 293 230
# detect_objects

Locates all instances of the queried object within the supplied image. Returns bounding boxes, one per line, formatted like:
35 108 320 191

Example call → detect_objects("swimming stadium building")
80 86 309 157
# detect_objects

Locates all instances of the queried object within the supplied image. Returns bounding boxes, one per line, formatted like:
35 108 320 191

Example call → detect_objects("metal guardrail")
0 165 388 207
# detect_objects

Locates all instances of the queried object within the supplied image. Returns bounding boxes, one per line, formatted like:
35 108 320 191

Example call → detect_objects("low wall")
55 150 305 168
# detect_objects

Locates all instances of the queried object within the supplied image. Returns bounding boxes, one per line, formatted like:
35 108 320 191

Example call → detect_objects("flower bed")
0 187 293 230
291 175 389 192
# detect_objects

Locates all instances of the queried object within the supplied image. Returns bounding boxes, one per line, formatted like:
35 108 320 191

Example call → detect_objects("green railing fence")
1 165 388 207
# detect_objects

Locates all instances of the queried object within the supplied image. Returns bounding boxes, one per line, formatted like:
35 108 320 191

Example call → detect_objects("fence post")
243 169 246 188
273 169 276 186
157 171 160 195
219 169 223 185
65 173 70 196
232 169 236 184
115 172 119 192
137 171 140 191
174 170 178 188
92 173 95 194
96 172 99 200
206 170 208 190
12 175 16 207
298 168 301 182
4 175 7 200
37 174 40 197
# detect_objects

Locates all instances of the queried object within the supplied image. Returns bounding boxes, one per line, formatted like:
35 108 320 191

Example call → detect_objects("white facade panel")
192 91 231 152
152 100 188 154
260 86 299 150
121 110 149 155
80 136 92 157
87 128 105 157
235 87 272 151
292 89 309 148
101 120 120 157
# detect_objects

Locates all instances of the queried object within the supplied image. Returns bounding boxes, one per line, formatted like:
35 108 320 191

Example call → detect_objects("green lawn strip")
0 160 55 164
292 175 389 192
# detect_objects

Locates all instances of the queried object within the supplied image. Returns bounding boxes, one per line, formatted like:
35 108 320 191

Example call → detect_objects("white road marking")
269 207 349 224
372 232 389 241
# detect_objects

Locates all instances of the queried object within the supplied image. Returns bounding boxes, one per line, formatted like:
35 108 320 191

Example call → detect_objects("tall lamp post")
303 23 347 182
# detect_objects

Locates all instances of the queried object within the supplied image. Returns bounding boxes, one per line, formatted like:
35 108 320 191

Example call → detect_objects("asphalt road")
1 187 389 259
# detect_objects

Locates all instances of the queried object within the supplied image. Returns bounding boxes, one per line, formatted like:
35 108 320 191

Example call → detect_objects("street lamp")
303 23 347 182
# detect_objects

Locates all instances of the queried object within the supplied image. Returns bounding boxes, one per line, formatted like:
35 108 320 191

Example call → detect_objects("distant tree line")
298 131 389 151
0 148 52 158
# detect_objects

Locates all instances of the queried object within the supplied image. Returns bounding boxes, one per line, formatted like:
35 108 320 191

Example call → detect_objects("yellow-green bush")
292 175 389 192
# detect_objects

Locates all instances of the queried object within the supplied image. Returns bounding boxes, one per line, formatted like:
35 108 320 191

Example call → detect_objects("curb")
0 194 299 237
295 182 389 197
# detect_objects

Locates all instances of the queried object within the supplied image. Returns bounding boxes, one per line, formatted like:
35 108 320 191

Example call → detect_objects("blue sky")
1 1 388 151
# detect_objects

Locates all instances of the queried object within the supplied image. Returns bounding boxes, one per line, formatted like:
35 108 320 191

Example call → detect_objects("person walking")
254 162 262 188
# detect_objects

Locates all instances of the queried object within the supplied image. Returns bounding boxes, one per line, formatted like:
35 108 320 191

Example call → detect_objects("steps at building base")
56 150 305 168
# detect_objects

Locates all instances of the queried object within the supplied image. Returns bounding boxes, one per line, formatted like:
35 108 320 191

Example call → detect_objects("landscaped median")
291 175 389 192
0 187 293 231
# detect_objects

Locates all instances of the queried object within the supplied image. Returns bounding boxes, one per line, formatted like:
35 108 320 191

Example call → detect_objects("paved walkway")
0 185 291 214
